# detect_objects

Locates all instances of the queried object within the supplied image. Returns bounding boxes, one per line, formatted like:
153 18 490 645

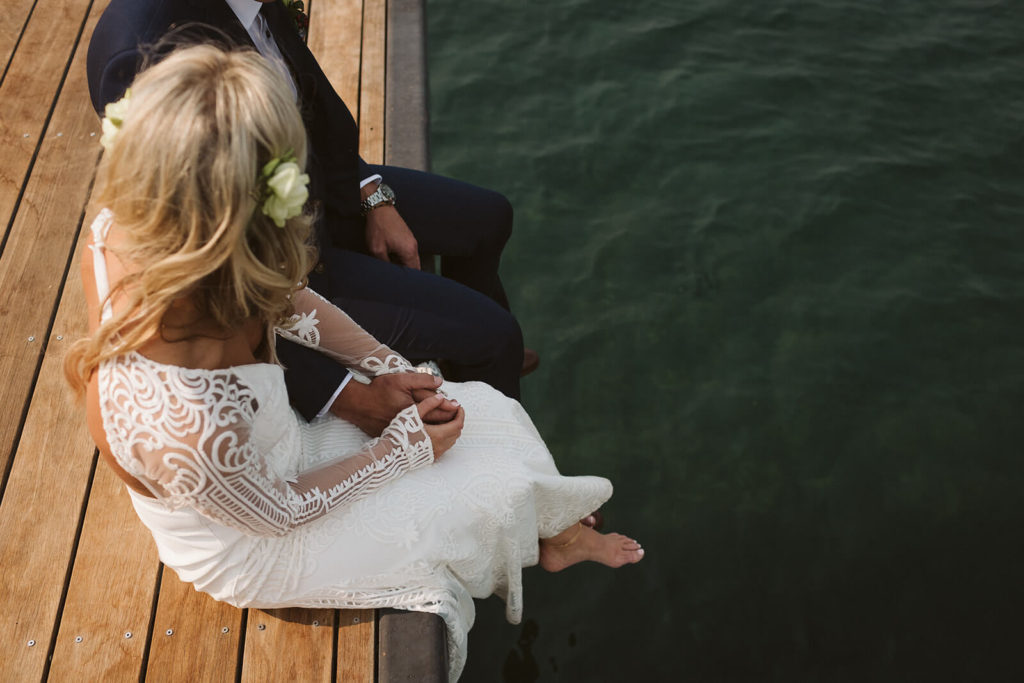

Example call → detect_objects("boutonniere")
280 0 309 42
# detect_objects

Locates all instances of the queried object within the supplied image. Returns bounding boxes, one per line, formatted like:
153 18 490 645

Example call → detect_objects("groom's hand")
330 372 458 436
365 205 421 270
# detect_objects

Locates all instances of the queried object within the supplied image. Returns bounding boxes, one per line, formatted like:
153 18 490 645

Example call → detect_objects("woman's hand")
416 394 465 459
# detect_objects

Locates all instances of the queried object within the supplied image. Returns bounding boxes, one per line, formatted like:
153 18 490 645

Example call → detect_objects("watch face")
380 184 395 201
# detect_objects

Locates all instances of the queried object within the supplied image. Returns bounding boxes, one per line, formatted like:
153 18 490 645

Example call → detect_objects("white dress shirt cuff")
360 174 383 189
315 372 355 418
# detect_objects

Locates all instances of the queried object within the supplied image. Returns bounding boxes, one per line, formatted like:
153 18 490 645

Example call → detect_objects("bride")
65 45 643 680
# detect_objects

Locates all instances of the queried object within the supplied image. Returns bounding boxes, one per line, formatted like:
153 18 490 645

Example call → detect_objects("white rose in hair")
100 89 131 151
100 117 120 151
262 160 310 227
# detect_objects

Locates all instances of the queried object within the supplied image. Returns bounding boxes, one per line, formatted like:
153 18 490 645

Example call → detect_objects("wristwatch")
360 182 396 216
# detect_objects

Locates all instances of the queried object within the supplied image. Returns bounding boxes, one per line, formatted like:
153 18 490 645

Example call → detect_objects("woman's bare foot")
539 524 644 572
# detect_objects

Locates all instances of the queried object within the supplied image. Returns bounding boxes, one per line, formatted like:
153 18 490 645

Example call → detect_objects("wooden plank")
308 0 364 115
47 465 162 682
241 607 336 682
338 609 376 682
145 572 244 682
0 7 108 674
359 0 387 163
0 220 97 681
0 0 102 478
0 0 37 80
0 0 94 243
383 0 430 171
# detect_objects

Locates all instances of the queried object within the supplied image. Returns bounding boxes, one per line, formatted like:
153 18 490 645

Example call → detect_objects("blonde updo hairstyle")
65 45 315 394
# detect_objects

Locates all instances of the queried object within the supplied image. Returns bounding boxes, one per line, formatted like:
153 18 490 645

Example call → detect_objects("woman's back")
84 209 298 506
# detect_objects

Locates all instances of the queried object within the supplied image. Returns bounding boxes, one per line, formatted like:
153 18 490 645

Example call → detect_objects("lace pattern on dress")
92 214 434 538
100 354 433 537
277 287 414 377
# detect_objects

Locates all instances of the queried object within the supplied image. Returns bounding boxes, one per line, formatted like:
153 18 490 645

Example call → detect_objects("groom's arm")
275 336 355 422
277 336 455 433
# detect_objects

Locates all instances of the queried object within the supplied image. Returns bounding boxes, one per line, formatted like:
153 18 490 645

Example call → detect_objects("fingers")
418 392 459 424
435 406 465 439
419 389 460 421
369 241 389 262
424 406 465 458
397 242 421 270
421 406 458 424
402 372 443 394
415 392 446 420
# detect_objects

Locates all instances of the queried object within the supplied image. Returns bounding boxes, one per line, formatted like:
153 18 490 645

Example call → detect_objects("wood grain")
0 0 37 80
0 4 111 676
0 0 94 244
0 215 101 682
359 0 387 163
0 0 103 478
47 465 162 682
241 607 336 682
338 609 376 682
308 0 364 115
145 572 244 682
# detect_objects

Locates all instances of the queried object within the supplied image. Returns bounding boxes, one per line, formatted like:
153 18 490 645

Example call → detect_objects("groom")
88 0 532 434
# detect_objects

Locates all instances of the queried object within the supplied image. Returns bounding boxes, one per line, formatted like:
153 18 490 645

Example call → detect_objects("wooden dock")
0 1 441 680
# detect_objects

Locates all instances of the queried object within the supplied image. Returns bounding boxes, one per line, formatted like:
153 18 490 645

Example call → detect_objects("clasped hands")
331 371 465 458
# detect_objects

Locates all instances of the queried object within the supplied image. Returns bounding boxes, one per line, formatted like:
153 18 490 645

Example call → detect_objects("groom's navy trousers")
86 0 523 418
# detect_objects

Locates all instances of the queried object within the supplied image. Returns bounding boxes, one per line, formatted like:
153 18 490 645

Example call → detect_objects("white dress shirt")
226 0 297 99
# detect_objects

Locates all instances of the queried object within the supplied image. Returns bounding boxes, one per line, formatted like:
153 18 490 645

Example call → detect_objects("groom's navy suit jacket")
87 0 525 416
87 0 366 250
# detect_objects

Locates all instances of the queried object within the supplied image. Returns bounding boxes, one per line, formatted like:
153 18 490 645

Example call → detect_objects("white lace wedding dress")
89 211 612 680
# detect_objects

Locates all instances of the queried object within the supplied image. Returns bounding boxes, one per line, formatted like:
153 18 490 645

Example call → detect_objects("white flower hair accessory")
259 151 310 227
99 89 131 151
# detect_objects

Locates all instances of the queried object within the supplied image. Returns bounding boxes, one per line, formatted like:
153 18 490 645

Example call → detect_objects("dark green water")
427 1 1024 680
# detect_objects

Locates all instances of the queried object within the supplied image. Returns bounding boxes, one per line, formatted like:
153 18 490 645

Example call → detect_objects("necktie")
251 11 298 99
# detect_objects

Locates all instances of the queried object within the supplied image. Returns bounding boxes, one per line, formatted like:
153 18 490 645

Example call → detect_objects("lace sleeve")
276 287 414 377
100 358 434 537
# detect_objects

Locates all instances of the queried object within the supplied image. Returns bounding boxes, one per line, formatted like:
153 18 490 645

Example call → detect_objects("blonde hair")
65 45 315 394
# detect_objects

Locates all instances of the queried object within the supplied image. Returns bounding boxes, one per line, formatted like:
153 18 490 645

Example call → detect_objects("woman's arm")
106 364 460 537
277 287 415 377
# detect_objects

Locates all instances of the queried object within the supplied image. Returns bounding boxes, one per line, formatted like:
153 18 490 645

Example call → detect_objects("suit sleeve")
276 336 353 422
